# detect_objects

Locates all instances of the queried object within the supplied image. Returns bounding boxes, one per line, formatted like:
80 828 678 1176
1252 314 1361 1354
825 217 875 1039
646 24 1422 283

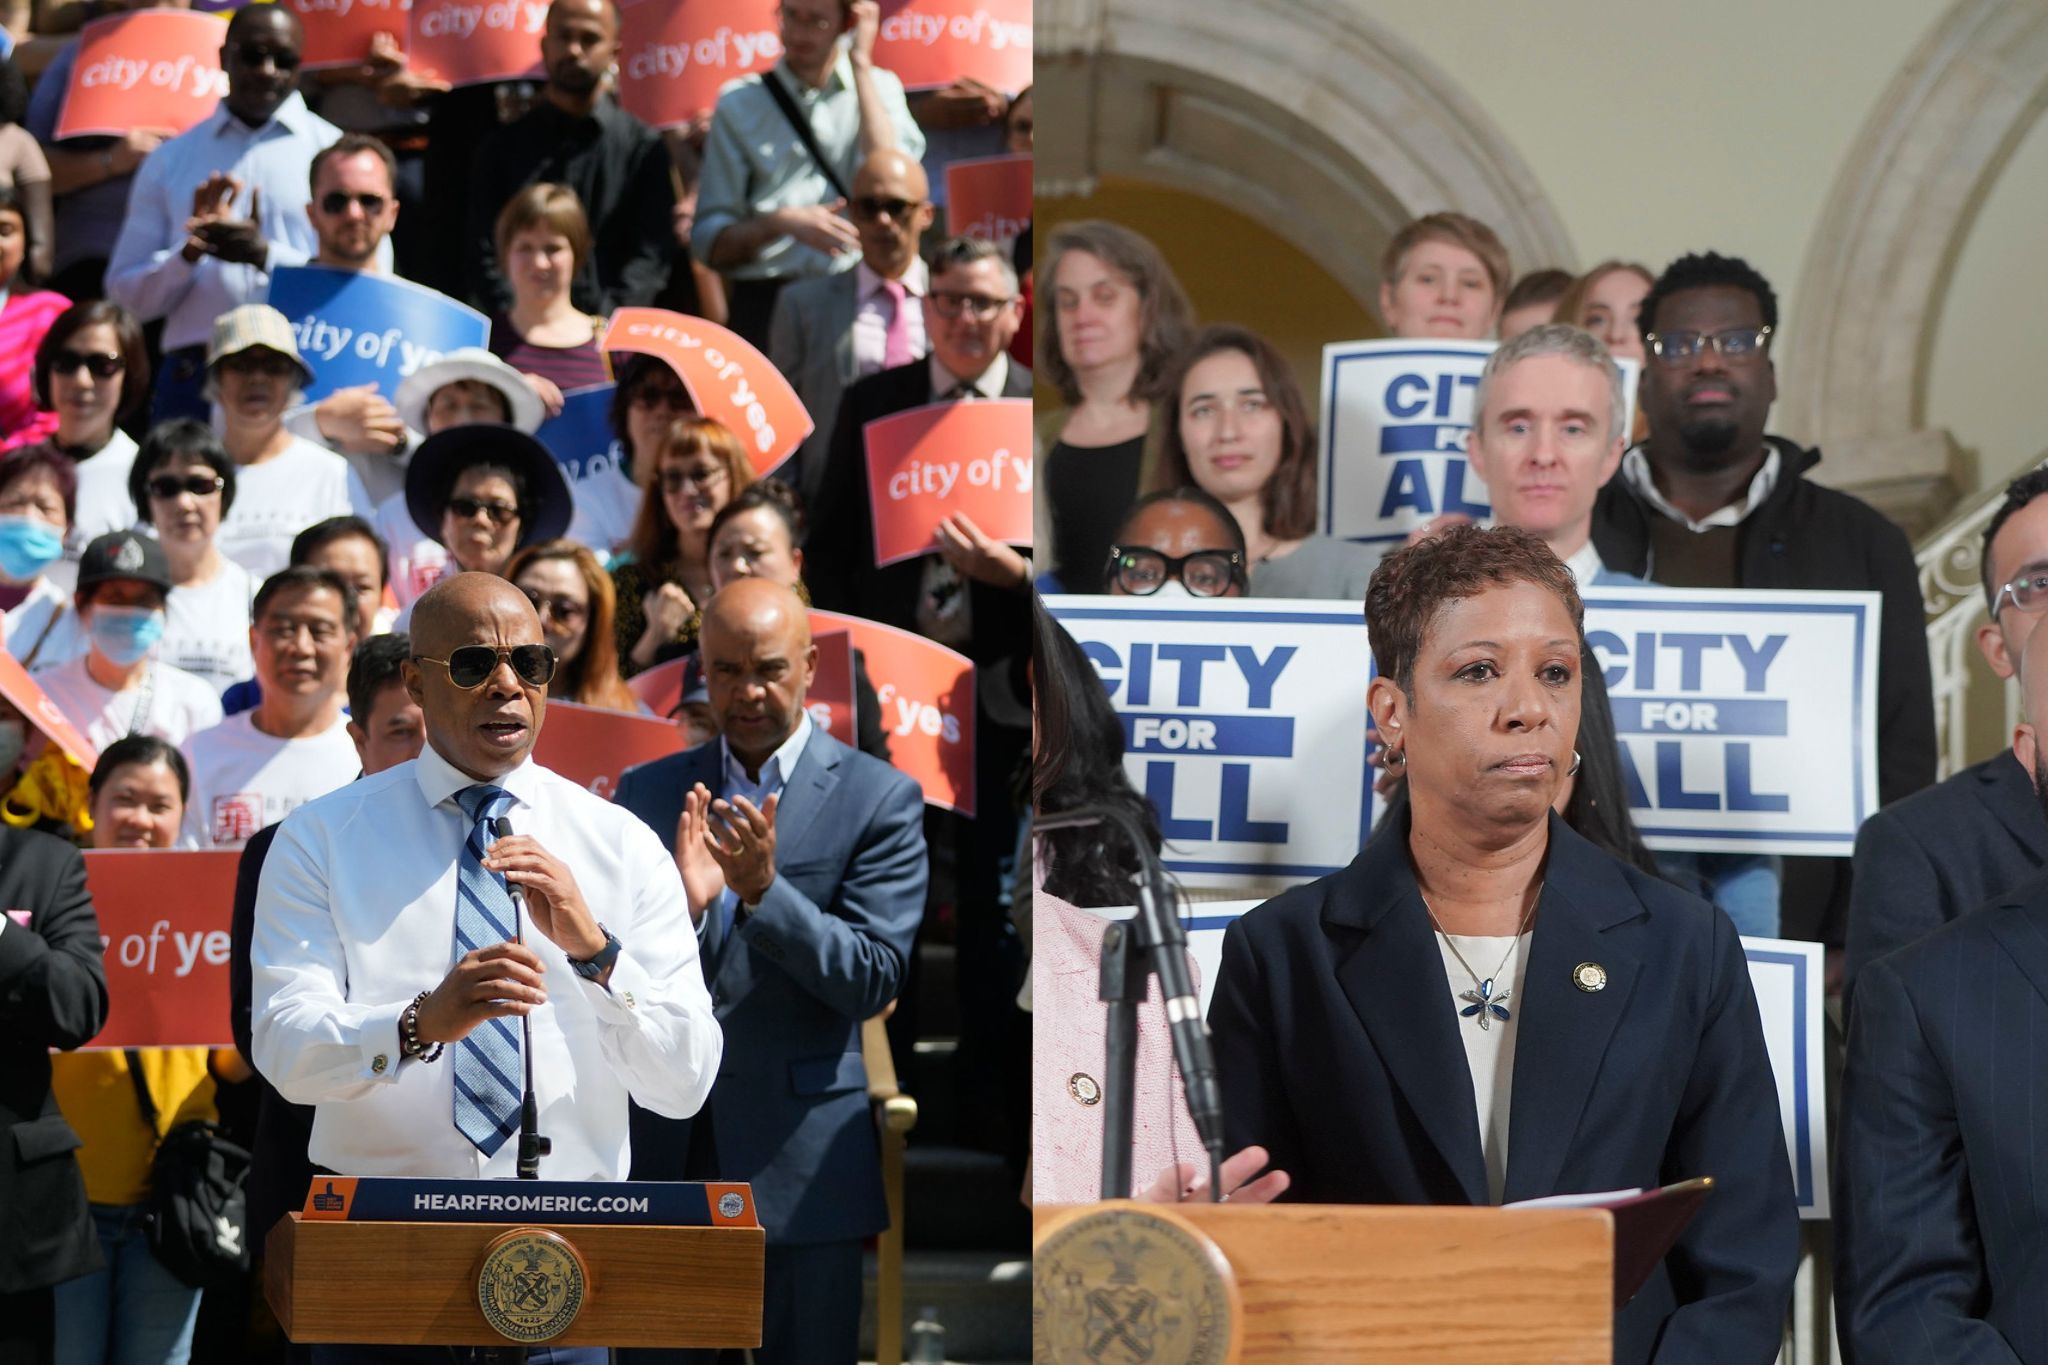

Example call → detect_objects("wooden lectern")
1033 1202 1617 1362
267 1178 765 1350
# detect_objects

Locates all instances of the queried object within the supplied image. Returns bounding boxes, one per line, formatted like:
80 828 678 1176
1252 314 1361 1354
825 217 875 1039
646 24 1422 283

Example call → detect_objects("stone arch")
1034 0 1578 312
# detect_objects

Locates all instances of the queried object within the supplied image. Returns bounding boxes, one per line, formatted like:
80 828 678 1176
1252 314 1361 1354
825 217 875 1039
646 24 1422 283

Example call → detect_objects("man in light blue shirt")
692 0 925 347
105 7 386 422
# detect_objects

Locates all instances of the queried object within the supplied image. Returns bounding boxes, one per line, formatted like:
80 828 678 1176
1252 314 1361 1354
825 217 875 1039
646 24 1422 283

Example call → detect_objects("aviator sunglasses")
412 644 557 689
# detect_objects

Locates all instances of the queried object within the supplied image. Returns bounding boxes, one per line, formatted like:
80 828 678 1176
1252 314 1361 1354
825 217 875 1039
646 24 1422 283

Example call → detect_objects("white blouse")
1435 929 1533 1204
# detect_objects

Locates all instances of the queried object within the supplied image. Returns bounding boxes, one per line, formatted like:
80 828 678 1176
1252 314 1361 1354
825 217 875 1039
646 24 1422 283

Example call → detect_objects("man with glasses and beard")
464 0 677 315
1590 252 1936 952
1837 613 2048 1363
250 572 720 1362
107 5 386 423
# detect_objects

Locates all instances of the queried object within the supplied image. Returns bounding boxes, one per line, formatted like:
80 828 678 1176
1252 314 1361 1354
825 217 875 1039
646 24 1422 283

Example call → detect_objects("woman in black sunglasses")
126 419 252 697
19 301 150 559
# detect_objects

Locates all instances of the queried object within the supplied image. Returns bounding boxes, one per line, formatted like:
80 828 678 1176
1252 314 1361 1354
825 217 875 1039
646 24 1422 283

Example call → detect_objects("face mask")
0 516 63 581
89 606 166 668
1149 578 1194 598
0 719 24 774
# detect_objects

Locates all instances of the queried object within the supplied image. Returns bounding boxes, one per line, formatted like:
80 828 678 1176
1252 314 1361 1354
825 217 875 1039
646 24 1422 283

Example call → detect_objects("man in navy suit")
1844 466 2048 995
614 579 927 1365
1837 610 2048 1362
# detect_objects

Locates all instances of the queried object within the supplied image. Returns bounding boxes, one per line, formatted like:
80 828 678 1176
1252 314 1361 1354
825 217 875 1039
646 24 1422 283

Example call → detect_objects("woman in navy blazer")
1208 525 1797 1363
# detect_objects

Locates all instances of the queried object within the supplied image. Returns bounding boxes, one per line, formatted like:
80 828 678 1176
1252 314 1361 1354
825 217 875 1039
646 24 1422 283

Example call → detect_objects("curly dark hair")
1032 596 1162 907
1980 466 2048 608
1637 251 1779 346
1365 523 1583 695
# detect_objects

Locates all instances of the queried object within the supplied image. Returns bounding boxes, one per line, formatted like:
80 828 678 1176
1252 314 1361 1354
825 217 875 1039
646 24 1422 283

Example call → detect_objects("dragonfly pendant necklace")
1424 885 1541 1031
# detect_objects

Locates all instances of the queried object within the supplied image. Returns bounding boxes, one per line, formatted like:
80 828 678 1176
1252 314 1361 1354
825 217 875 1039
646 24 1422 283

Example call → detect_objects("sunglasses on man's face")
413 644 557 690
319 191 387 217
51 350 123 380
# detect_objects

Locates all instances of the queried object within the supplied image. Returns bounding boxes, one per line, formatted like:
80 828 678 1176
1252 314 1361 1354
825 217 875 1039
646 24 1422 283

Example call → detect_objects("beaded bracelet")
401 990 445 1063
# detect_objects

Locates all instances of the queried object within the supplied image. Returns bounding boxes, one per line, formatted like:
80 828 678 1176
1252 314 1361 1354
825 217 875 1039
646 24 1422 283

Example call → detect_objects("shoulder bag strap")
125 1048 162 1135
760 69 852 202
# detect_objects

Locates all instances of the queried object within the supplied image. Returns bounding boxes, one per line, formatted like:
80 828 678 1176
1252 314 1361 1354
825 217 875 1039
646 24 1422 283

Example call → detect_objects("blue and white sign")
267 266 490 403
1045 596 1376 890
1585 586 1878 857
534 383 639 553
1170 904 1828 1218
1320 337 1638 546
1321 338 1494 544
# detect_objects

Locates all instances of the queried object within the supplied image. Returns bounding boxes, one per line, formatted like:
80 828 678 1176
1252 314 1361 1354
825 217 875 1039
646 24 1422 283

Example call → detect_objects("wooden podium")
267 1178 765 1350
1033 1202 1616 1363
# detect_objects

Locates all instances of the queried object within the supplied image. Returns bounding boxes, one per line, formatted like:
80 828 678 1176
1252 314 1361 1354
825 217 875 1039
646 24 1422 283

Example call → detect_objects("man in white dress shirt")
250 572 719 1197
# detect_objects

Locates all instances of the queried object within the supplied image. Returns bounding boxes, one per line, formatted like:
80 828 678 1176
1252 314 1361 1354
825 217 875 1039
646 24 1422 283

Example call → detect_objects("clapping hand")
703 793 778 905
674 783 727 925
185 174 268 266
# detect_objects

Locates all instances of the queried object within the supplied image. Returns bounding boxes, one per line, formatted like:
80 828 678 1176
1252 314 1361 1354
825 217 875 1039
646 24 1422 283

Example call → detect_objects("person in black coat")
1589 251 1936 947
0 823 109 1365
1211 525 1798 1364
1844 466 2048 995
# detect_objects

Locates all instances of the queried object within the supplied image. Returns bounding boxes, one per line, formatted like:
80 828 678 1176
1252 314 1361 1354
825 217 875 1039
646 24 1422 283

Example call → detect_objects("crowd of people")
1029 206 2048 1359
0 2 1031 1363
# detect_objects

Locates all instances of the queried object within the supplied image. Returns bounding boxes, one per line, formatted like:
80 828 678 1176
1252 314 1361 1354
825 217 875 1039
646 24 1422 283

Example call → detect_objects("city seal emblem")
718 1192 745 1219
1033 1204 1241 1365
477 1229 586 1343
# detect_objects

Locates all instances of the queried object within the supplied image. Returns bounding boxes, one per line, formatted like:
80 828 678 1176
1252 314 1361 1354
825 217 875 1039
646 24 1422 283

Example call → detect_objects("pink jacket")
1030 884 1204 1203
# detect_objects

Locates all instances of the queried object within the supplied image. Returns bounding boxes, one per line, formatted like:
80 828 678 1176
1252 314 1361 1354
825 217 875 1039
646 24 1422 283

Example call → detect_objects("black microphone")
1032 806 1226 1201
492 815 551 1181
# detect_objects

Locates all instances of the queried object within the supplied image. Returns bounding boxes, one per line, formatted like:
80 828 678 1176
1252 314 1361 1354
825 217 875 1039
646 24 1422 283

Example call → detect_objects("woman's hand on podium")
1139 1145 1291 1206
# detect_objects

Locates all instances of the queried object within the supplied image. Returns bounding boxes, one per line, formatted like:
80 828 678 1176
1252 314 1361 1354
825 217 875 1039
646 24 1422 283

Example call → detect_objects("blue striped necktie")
453 784 520 1156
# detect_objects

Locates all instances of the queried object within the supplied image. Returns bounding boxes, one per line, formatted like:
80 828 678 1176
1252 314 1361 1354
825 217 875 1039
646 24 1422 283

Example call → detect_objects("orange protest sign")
406 0 547 87
0 652 96 769
626 654 692 720
80 850 241 1049
873 0 1031 93
290 0 413 72
532 699 688 801
810 610 974 815
603 309 814 476
863 398 1031 568
945 154 1030 241
56 11 229 141
803 629 856 747
616 0 781 130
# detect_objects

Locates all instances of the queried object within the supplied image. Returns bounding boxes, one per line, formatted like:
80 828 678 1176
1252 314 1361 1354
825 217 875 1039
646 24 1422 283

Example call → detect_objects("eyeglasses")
319 191 387 216
219 351 298 377
521 589 587 627
147 473 225 501
1644 325 1773 366
629 385 692 412
1104 545 1246 598
929 290 1015 321
231 43 302 70
778 5 836 32
659 465 727 494
1994 569 2048 619
260 617 345 646
50 350 123 380
851 196 922 222
413 644 557 690
445 495 520 526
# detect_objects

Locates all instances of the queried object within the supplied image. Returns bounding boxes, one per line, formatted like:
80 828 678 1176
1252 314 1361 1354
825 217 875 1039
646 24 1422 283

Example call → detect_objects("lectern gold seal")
1033 1204 1241 1364
477 1229 586 1343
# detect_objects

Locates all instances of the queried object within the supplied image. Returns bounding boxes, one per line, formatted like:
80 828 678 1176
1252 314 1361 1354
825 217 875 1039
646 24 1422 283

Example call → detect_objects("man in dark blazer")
768 149 936 511
1836 613 2048 1359
1844 467 2048 995
614 580 926 1365
0 824 109 1364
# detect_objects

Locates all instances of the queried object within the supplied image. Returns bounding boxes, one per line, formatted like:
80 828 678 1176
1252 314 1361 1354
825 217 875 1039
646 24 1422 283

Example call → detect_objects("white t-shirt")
375 488 446 609
163 557 256 695
1436 929 1533 1205
43 429 143 597
216 436 356 581
181 709 358 849
38 653 223 750
565 450 638 560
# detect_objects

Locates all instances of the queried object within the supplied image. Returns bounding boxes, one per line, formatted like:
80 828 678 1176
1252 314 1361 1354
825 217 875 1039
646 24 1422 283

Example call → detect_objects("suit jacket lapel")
1978 751 2048 863
1327 832 1489 1205
1502 817 1645 1203
830 276 859 382
1984 883 2048 1012
761 730 841 870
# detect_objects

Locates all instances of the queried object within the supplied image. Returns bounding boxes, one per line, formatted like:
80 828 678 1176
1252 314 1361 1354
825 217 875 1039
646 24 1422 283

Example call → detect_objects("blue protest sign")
535 383 640 553
267 265 490 403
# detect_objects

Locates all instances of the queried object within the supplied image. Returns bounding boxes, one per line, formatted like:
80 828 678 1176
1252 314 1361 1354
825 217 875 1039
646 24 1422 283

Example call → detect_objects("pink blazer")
1030 884 1204 1203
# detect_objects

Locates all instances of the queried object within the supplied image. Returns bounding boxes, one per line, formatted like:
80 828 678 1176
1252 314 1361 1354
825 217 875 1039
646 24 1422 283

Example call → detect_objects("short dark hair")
292 515 389 588
131 418 236 522
1638 251 1779 346
1981 466 2048 607
1155 324 1317 540
707 477 806 551
253 565 358 635
0 443 78 525
90 734 190 804
1365 523 1583 695
308 133 397 197
608 354 696 458
346 631 410 724
928 234 1017 293
1503 268 1574 315
34 300 150 421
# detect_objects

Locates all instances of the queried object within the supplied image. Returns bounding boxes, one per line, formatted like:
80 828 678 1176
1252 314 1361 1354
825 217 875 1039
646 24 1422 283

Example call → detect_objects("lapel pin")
1068 1072 1101 1106
1572 961 1608 993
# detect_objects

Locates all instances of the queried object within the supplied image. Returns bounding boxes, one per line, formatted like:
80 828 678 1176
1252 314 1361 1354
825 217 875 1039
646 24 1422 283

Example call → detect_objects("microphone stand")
1033 807 1226 1202
489 818 550 1365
